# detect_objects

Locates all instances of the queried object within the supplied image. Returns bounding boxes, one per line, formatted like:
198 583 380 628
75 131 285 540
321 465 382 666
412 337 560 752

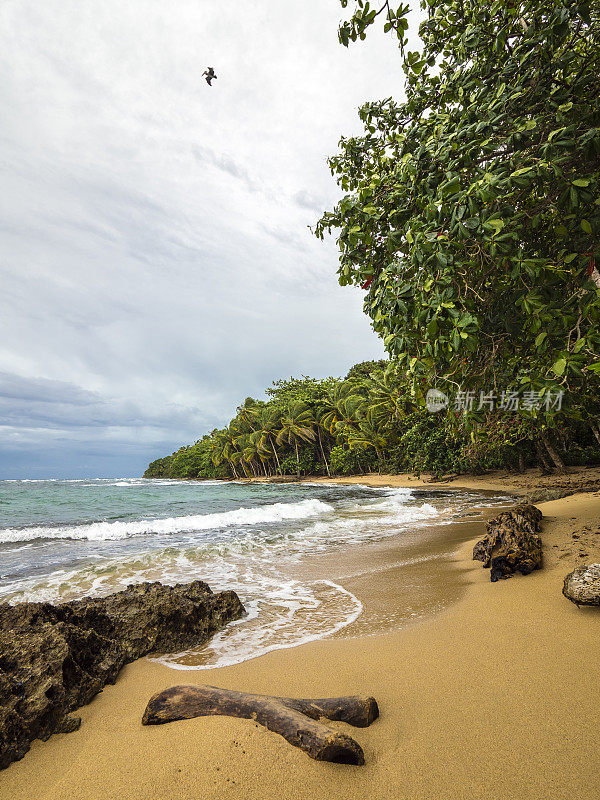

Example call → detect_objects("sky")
0 1 421 479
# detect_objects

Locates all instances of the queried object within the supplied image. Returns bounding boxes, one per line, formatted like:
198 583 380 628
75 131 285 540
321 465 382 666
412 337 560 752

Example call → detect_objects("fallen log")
142 684 378 765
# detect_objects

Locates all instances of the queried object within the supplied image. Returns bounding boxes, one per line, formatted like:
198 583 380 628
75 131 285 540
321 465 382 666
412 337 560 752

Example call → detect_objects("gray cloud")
0 0 423 478
293 189 326 213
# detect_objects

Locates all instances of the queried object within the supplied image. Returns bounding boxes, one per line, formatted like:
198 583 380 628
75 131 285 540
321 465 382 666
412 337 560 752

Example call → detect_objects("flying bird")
203 67 217 86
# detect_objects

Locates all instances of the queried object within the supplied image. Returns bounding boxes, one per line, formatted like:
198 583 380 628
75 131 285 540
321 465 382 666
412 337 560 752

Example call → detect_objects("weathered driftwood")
142 684 378 765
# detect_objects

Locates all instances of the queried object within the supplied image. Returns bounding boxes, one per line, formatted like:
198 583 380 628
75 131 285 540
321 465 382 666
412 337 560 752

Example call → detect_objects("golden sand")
1 473 599 800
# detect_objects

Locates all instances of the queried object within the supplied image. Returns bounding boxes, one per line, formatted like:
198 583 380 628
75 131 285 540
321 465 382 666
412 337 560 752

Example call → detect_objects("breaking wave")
0 498 334 543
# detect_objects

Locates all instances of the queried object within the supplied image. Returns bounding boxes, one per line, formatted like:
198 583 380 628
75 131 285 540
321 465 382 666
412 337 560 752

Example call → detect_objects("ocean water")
0 478 512 668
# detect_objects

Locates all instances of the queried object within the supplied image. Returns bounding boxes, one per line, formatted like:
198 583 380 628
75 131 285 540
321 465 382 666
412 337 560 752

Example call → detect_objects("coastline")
301 463 600 496
2 475 599 799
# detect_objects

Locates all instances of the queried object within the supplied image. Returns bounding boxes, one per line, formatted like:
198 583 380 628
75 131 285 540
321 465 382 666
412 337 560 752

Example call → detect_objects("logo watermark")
426 388 564 413
426 388 449 413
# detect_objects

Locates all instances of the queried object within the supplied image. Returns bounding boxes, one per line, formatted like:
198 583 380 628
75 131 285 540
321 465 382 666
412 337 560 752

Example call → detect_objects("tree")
275 402 316 475
345 359 389 381
316 0 600 444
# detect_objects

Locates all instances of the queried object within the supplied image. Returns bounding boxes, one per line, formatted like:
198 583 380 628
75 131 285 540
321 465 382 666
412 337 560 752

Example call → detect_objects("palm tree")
321 383 362 435
209 428 239 478
276 402 316 475
238 433 264 477
314 408 332 476
330 394 367 441
256 406 283 476
347 419 388 467
364 364 414 428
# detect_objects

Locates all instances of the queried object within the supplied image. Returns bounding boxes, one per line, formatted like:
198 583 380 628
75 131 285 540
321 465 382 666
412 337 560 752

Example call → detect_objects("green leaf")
511 167 534 177
426 318 439 337
581 220 592 234
535 332 547 347
551 357 567 376
441 176 460 196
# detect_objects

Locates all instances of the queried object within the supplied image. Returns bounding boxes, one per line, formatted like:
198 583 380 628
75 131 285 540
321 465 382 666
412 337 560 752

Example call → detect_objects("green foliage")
317 0 600 432
330 444 377 475
280 444 320 477
389 411 515 475
345 359 389 381
145 359 599 480
144 456 173 478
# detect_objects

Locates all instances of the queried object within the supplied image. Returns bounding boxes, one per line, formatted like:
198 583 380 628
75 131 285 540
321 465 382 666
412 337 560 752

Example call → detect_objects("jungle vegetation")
144 359 600 479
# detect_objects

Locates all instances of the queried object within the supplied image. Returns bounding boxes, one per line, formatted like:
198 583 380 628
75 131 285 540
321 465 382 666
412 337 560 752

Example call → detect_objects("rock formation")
0 581 244 769
562 563 600 606
473 504 543 581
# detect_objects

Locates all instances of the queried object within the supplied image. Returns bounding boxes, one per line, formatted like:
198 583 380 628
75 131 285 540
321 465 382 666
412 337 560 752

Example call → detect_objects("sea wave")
153 579 364 670
0 498 334 543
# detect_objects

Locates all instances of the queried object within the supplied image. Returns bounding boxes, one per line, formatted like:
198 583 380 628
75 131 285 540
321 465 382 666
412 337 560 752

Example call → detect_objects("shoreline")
227 463 600 503
2 475 599 799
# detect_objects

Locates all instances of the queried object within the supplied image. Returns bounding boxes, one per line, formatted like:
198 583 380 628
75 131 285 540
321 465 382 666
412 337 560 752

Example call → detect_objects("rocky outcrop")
563 564 600 606
473 504 543 582
0 581 244 770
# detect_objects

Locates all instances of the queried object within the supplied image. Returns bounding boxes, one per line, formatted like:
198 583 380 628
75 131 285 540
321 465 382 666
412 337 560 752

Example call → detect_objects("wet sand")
1 477 599 800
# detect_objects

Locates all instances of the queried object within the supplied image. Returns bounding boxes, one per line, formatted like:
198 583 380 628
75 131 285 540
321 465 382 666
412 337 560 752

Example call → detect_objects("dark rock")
563 564 600 606
473 504 543 582
0 581 244 770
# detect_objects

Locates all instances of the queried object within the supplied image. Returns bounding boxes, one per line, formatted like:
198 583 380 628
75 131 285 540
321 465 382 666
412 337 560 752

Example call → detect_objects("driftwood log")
142 684 379 765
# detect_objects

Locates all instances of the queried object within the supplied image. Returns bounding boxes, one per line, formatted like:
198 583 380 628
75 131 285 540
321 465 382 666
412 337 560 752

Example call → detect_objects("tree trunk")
534 438 553 474
317 427 330 476
269 435 282 474
142 684 378 765
541 431 567 473
589 421 600 447
295 440 300 477
518 452 526 473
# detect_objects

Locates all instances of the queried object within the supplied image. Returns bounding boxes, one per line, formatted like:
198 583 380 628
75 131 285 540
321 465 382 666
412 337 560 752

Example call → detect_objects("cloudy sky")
0 1 420 478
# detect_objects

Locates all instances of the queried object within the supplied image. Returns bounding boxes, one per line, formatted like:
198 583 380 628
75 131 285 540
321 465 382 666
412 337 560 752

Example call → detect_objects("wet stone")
563 564 600 606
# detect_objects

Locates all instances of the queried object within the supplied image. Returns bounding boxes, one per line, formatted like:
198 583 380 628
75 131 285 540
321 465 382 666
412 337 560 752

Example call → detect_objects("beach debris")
473 503 543 582
563 563 600 606
0 581 244 770
142 684 378 765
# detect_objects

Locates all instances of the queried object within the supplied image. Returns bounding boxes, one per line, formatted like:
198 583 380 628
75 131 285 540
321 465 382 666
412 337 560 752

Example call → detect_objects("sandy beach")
2 470 599 800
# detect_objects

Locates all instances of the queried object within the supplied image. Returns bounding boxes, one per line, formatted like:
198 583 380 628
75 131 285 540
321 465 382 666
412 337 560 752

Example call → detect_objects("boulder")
562 564 600 606
473 504 543 581
0 581 244 769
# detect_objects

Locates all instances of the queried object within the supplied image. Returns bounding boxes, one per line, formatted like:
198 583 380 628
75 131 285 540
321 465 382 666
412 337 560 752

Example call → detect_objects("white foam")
153 580 363 670
0 498 334 543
